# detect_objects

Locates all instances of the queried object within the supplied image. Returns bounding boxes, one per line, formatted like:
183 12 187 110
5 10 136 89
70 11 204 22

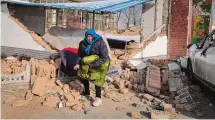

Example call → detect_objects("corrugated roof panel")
1 0 151 12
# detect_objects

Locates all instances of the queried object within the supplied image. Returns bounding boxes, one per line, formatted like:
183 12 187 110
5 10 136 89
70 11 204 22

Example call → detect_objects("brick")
66 101 79 107
25 90 34 101
120 88 129 94
4 96 16 104
148 81 161 89
43 96 61 108
53 85 64 95
12 100 29 107
143 94 154 101
63 84 70 93
64 93 75 102
71 103 83 112
71 90 81 100
131 112 142 119
31 77 47 96
56 80 64 88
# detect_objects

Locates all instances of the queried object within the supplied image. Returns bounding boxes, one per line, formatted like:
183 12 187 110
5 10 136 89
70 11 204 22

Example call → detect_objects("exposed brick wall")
168 0 189 58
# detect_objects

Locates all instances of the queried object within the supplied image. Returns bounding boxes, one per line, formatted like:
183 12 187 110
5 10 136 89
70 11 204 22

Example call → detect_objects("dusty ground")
2 85 215 119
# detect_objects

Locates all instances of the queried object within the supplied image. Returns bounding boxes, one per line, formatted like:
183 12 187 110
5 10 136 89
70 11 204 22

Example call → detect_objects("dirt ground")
2 85 215 119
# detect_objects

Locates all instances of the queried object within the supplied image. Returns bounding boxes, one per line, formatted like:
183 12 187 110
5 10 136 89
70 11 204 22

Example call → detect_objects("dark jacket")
76 39 109 68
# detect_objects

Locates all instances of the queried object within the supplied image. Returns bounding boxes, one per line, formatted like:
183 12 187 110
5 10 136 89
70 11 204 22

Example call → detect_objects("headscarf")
84 29 102 55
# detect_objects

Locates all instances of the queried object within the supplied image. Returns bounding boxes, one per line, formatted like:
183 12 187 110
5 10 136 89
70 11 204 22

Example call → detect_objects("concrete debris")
12 100 30 107
4 96 16 104
131 112 142 119
168 62 181 71
176 88 195 105
168 78 183 92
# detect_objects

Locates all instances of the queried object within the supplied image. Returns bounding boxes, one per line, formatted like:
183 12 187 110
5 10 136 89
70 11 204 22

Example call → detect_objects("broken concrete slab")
168 78 183 92
168 62 181 71
64 93 75 102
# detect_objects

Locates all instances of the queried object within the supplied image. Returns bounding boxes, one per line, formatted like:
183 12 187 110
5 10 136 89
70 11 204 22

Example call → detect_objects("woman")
74 29 110 107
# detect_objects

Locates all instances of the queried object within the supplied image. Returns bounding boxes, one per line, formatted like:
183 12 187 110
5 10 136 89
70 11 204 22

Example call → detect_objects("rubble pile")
1 59 27 74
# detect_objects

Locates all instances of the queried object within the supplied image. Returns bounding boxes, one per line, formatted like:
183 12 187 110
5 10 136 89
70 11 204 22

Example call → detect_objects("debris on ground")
131 112 142 119
2 53 212 119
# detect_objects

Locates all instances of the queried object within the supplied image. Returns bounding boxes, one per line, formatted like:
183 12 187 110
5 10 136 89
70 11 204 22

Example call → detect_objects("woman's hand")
74 64 80 70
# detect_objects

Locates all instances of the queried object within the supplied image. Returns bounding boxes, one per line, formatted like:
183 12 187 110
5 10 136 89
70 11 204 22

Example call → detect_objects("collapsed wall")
1 3 55 52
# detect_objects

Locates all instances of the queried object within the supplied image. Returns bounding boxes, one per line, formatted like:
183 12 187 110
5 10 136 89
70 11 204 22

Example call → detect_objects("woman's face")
87 35 93 41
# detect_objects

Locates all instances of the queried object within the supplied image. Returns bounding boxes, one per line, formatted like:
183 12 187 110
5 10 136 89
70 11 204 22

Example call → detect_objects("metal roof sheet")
2 0 151 12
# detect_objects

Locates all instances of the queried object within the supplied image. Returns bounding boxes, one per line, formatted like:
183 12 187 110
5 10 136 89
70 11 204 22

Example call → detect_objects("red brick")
148 81 161 89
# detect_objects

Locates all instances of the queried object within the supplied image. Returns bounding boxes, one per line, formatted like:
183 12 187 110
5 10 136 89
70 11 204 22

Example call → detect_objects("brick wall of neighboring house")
168 0 189 58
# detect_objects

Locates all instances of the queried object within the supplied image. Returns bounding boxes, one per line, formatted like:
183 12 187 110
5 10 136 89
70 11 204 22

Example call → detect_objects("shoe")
93 97 102 107
81 95 91 101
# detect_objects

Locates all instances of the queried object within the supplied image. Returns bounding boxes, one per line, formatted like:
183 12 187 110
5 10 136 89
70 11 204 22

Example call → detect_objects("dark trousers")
80 79 101 98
